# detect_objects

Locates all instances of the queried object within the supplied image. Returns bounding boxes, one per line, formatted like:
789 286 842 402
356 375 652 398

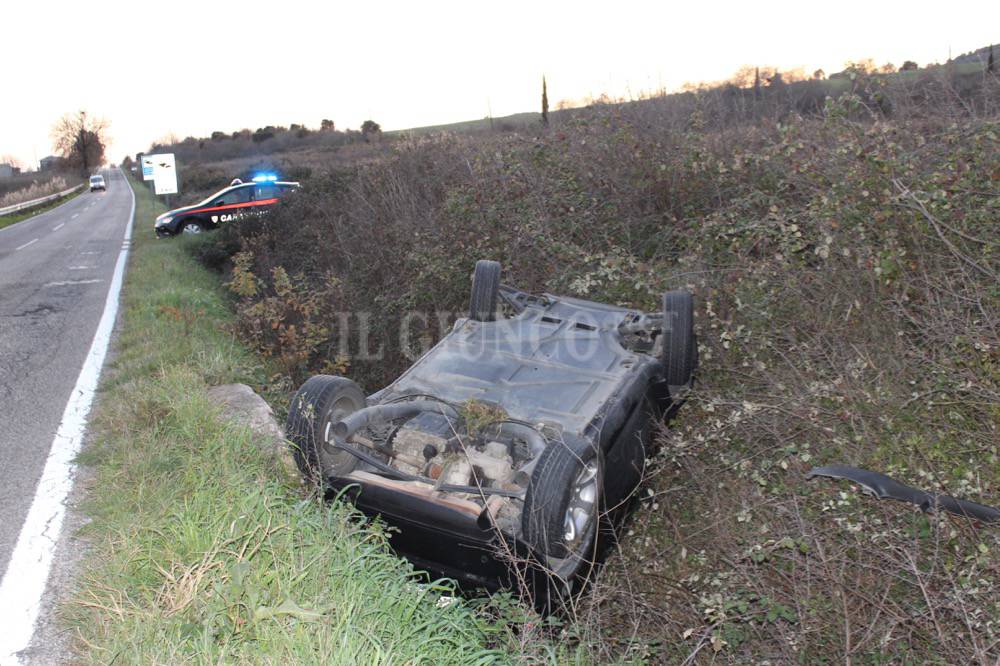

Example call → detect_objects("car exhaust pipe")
332 400 457 441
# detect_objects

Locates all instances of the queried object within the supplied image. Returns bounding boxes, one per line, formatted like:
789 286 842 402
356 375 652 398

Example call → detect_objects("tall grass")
66 177 558 664
0 176 71 207
197 82 1000 662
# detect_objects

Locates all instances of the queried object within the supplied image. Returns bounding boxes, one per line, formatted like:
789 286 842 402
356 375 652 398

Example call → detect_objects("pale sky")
2 1 997 168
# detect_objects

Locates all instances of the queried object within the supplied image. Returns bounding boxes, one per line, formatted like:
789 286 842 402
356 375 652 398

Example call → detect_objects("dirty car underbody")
287 261 696 599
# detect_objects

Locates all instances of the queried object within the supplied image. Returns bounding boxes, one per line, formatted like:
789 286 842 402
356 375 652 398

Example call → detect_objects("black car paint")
154 181 297 236
319 288 691 600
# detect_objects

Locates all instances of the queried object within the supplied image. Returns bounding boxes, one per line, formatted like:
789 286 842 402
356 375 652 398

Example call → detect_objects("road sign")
151 154 178 195
140 155 155 181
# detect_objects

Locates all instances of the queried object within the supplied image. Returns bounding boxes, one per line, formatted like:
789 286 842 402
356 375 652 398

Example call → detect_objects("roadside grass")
0 187 85 230
64 176 551 664
194 95 1000 662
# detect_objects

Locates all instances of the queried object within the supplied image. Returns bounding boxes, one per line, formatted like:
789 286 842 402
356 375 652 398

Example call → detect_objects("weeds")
196 81 1000 662
68 177 549 664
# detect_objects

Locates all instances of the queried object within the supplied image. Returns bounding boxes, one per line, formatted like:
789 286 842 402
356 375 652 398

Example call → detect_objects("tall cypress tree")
753 67 761 100
989 45 995 73
541 76 549 127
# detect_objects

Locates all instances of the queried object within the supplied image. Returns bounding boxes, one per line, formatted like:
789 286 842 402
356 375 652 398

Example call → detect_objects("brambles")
226 254 339 379
197 81 1000 661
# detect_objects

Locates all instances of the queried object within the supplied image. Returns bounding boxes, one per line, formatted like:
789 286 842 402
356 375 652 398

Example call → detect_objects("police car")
154 175 299 237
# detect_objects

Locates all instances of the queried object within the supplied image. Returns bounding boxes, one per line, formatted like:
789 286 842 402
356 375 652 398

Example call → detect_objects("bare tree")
0 154 23 170
51 111 108 175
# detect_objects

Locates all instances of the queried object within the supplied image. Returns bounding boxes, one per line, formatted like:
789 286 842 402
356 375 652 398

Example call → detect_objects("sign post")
144 153 179 208
139 154 154 196
140 155 155 181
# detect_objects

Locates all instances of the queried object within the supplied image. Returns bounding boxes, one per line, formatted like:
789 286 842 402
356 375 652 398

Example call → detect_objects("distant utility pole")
541 76 549 127
487 97 494 131
754 67 761 100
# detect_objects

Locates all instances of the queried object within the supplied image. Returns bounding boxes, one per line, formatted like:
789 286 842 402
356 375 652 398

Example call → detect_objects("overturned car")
286 260 696 601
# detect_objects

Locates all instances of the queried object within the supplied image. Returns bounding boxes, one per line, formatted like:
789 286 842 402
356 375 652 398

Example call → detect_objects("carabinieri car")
154 175 299 237
286 260 697 607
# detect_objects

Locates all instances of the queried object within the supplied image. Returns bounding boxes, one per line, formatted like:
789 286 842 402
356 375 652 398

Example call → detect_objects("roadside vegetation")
67 177 556 663
0 183 83 230
0 170 69 201
191 60 1000 663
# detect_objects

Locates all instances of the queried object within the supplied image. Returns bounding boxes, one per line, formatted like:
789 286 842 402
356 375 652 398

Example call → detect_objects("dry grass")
188 71 1000 662
0 175 71 207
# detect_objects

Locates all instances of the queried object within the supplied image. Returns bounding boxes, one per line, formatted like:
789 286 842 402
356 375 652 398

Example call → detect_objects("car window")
254 185 278 200
213 186 252 206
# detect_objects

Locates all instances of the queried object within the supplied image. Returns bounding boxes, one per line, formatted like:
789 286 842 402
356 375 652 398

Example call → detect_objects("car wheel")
286 375 366 485
182 221 204 235
469 259 501 322
661 290 696 386
522 436 603 560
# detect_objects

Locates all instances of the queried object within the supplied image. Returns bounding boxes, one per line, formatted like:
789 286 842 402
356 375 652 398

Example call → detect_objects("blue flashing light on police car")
252 173 278 183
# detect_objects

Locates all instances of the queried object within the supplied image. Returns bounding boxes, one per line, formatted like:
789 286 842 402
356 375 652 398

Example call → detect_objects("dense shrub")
196 78 1000 661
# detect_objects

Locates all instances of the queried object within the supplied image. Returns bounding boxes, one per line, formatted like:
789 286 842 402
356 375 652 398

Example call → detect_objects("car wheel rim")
563 460 599 549
182 224 202 234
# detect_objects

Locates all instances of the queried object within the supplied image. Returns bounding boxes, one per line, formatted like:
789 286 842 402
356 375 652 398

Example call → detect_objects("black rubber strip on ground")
807 464 1000 523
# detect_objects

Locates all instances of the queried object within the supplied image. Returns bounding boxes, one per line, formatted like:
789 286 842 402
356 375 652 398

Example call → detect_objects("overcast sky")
2 1 997 168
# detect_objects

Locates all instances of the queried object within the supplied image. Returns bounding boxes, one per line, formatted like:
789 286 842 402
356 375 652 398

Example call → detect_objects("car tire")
522 436 603 560
182 220 204 235
469 260 501 322
286 375 366 485
661 290 697 386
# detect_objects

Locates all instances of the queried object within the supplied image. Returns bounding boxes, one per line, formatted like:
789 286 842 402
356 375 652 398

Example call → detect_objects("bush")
196 83 1000 662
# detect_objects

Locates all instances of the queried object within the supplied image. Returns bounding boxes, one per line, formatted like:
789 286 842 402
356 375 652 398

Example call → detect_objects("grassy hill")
109 59 1000 662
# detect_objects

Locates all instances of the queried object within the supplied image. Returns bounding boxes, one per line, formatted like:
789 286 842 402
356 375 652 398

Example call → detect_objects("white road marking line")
71 213 78 219
52 223 64 231
0 168 134 664
43 279 104 287
68 266 91 270
80 251 99 255
15 239 38 251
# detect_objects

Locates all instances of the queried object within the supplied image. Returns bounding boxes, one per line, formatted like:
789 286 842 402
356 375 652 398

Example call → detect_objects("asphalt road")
0 169 132 579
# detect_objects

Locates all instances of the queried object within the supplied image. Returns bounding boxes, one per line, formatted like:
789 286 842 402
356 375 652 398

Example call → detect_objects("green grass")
0 186 85 230
65 175 550 664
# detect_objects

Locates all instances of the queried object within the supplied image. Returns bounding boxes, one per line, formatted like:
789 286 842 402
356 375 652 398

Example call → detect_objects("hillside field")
123 63 1000 662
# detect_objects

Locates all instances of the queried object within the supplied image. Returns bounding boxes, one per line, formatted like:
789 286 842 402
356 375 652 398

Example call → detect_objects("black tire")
182 220 205 235
522 437 603 560
469 260 501 322
661 290 696 386
286 375 366 485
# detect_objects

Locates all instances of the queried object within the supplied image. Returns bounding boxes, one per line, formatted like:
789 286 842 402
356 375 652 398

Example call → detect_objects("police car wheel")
182 221 204 235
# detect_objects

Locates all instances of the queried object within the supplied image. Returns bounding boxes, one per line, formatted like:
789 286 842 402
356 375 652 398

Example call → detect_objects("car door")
250 184 280 220
209 185 253 225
